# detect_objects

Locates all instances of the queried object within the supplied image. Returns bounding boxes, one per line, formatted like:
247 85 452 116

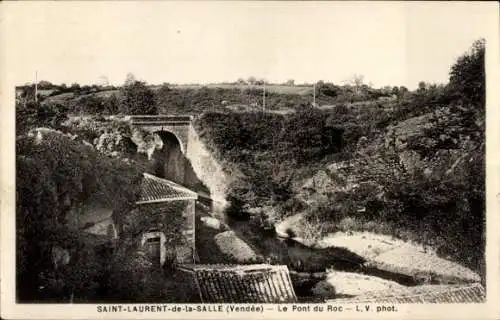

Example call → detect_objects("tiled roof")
179 264 297 303
137 173 198 204
329 283 485 303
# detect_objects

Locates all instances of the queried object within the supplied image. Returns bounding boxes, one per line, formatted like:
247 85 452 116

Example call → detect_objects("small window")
146 237 161 243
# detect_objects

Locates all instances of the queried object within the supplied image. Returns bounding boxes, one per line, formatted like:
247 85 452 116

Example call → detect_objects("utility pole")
263 82 266 112
35 71 38 103
313 82 316 107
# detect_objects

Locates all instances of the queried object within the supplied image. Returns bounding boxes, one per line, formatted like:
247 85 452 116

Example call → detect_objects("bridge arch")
155 130 185 154
150 130 185 184
129 115 192 155
131 115 210 198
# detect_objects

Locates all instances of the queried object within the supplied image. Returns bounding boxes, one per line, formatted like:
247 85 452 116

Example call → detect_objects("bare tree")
124 73 137 86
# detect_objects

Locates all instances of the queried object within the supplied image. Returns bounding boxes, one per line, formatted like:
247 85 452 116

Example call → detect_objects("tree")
342 74 366 101
78 95 105 114
16 100 68 135
38 80 54 90
247 76 257 85
352 74 364 87
119 81 157 115
318 82 340 97
285 79 295 86
107 248 154 301
16 130 143 301
103 94 120 114
449 39 485 107
417 81 427 92
97 75 110 87
16 101 38 135
391 86 399 96
124 72 137 86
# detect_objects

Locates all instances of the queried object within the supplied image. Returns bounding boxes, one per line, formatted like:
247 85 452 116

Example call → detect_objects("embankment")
185 124 235 218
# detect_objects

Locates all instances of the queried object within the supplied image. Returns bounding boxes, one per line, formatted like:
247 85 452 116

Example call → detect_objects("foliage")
305 40 485 274
119 81 157 115
196 106 377 217
13 38 486 299
319 138 485 272
16 130 143 301
63 244 104 302
16 101 69 135
155 84 312 114
106 242 153 301
27 78 416 117
120 202 188 243
107 241 198 302
74 93 121 115
195 39 485 278
449 39 485 108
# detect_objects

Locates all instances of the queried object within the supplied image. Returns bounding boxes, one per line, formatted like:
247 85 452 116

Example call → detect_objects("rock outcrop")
213 231 261 263
200 216 222 230
365 245 481 284
313 271 404 298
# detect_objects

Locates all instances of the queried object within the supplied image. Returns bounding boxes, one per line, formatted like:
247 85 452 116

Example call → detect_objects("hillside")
15 40 485 301
188 41 485 278
22 77 401 117
194 105 484 273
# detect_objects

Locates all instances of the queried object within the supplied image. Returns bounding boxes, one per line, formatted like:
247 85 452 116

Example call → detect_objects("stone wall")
119 200 196 264
186 125 231 218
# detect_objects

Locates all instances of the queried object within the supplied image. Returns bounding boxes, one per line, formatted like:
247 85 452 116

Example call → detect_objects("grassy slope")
46 83 312 102
42 83 386 116
167 84 314 95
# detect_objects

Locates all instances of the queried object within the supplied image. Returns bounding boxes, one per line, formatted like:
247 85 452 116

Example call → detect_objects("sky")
2 1 497 89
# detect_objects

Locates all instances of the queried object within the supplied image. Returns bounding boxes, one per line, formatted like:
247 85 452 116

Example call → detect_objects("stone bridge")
128 114 229 209
128 115 193 154
128 115 194 188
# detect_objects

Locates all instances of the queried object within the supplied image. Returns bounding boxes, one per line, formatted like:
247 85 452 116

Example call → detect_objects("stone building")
66 172 198 267
118 173 199 266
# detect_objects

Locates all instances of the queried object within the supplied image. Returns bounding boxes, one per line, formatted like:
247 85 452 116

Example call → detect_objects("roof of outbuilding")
179 264 297 303
137 173 198 204
329 283 485 303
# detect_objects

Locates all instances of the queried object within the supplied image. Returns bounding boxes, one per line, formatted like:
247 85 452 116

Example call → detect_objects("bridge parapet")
129 115 193 125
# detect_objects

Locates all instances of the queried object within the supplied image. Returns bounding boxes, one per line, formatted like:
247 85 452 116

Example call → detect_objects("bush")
119 81 157 115
16 130 143 301
16 101 68 135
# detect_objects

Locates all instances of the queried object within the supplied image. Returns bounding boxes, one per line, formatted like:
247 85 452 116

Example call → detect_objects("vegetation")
16 100 69 135
15 39 486 301
16 130 143 302
194 98 393 212
195 40 486 276
119 80 157 115
18 73 401 117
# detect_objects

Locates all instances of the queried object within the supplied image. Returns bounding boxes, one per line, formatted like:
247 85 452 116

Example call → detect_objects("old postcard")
1 1 499 319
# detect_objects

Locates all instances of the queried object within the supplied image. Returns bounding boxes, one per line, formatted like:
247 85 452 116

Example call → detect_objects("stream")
195 205 421 300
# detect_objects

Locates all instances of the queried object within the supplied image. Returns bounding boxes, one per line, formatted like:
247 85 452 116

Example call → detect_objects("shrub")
16 130 143 301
